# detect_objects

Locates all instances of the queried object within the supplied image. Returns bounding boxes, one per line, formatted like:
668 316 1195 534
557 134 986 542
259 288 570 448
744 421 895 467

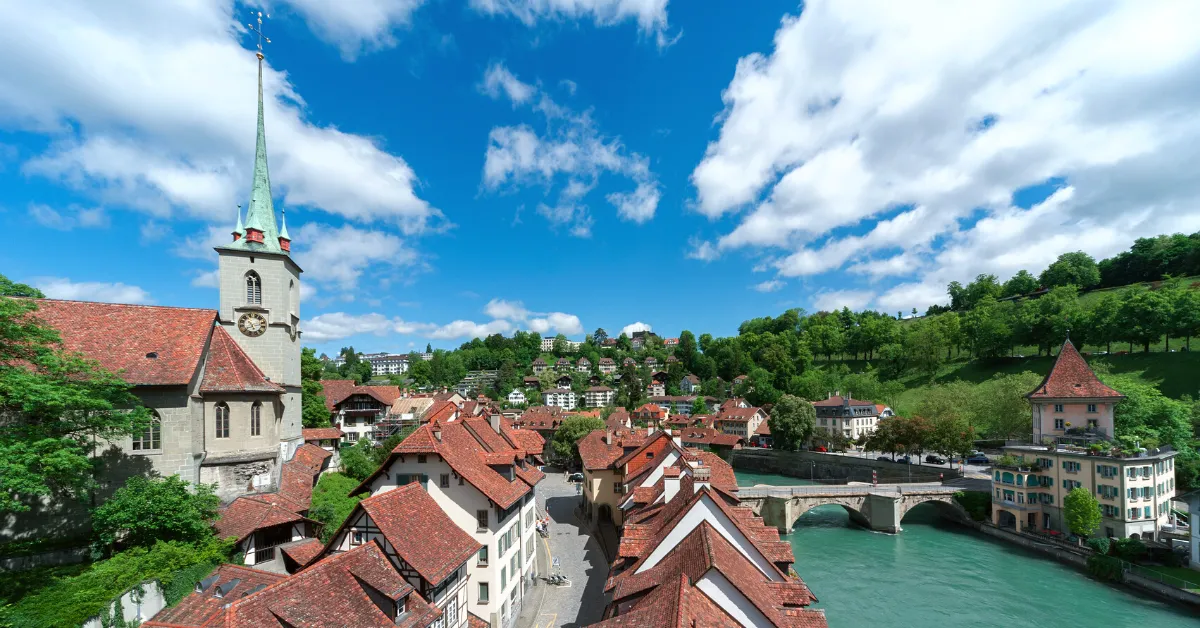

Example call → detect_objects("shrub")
1086 537 1111 555
1113 537 1147 561
309 472 365 543
1086 554 1124 582
0 537 234 628
953 491 991 522
91 475 220 549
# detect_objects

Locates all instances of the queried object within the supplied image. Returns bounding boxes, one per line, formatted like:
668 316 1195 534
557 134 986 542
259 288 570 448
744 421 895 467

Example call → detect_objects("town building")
645 381 666 397
633 403 668 424
542 388 578 411
622 357 636 368
531 358 549 374
327 384 403 444
644 356 658 369
322 483 481 627
648 395 716 417
663 336 680 348
598 357 617 374
813 394 882 440
1027 339 1123 442
583 386 616 408
522 376 541 389
556 374 574 389
302 427 344 454
362 352 410 375
714 404 768 440
1183 489 1200 569
541 337 556 352
665 354 679 365
555 358 572 372
680 374 701 394
353 417 543 627
576 356 591 372
506 389 527 405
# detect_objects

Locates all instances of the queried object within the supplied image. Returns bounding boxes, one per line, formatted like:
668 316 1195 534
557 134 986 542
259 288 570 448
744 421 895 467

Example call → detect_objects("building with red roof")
633 403 667 423
143 564 287 627
1027 338 1124 442
352 413 543 626
322 483 481 627
812 393 884 442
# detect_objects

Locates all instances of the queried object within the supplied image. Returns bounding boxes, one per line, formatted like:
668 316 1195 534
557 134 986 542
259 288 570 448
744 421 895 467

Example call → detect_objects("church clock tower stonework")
215 35 303 459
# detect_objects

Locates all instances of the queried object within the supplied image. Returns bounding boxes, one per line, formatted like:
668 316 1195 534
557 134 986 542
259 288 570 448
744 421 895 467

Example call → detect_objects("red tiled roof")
28 299 216 386
143 564 286 627
812 395 876 408
280 538 325 568
423 399 459 424
875 404 888 414
616 431 674 477
222 542 442 627
501 423 546 455
717 407 763 423
578 429 647 470
215 497 310 543
199 326 284 393
467 613 490 628
331 385 402 409
755 417 772 435
291 443 332 475
302 427 344 441
688 450 739 493
1028 339 1124 399
353 484 482 585
319 379 358 411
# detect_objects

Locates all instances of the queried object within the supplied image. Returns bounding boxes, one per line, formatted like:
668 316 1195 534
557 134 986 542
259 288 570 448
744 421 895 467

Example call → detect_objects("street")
820 449 993 479
517 468 609 628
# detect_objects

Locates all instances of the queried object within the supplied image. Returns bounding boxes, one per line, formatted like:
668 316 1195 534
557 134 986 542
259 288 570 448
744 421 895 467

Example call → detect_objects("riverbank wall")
731 449 962 484
964 520 1200 612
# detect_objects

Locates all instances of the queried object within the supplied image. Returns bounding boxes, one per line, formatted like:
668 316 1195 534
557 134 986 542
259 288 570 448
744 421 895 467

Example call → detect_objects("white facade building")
542 388 577 411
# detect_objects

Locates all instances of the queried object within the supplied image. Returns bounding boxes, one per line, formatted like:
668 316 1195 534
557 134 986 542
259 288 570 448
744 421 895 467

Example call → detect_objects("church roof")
28 299 216 386
1028 339 1124 400
200 326 284 393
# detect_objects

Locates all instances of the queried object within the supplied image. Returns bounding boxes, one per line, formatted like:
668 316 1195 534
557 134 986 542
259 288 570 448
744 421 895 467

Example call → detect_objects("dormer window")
245 271 262 305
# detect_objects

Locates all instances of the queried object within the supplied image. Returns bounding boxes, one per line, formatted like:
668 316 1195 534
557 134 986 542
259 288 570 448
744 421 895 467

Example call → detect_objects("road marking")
536 613 557 628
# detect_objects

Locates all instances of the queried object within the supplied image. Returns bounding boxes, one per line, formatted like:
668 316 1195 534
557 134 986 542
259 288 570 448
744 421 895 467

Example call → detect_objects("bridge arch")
786 496 872 531
897 494 969 523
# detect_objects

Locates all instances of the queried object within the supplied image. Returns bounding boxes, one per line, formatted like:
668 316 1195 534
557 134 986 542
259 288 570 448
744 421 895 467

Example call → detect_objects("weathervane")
247 11 271 59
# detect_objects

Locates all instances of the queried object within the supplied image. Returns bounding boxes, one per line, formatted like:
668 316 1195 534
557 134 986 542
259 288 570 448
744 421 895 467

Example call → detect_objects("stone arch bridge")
737 484 967 534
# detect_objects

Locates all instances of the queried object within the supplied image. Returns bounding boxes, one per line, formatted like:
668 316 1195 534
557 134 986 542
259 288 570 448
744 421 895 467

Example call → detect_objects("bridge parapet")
738 483 966 534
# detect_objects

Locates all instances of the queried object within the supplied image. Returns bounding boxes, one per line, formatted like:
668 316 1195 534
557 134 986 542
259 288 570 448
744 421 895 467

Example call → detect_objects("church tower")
216 15 303 456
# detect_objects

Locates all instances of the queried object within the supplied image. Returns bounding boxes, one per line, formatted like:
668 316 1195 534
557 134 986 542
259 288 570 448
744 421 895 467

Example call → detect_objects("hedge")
953 490 991 522
309 472 365 543
0 537 234 628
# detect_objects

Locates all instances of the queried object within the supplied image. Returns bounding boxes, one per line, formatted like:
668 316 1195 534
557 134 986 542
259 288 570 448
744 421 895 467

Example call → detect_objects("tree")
0 297 153 513
1064 486 1102 537
340 438 377 481
301 348 330 428
616 363 644 410
903 319 946 379
690 397 709 416
768 395 816 451
91 476 219 548
593 328 608 344
1117 288 1170 352
426 343 432 353
677 330 698 370
0 273 44 297
1040 251 1101 290
551 416 605 465
1001 270 1040 298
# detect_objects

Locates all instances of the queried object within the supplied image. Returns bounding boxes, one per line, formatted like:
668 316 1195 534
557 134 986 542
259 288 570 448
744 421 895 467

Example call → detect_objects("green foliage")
309 472 365 543
0 273 44 298
1086 537 1111 555
1112 537 1147 561
1040 251 1101 290
1086 554 1123 582
0 297 153 513
91 476 219 548
1063 487 1102 537
1101 373 1192 448
767 395 815 451
1001 270 1040 298
0 537 233 628
952 491 991 522
339 438 377 481
551 416 606 464
301 347 330 428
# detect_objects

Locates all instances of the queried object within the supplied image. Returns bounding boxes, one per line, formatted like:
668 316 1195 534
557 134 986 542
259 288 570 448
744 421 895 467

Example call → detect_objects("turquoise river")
734 471 1198 627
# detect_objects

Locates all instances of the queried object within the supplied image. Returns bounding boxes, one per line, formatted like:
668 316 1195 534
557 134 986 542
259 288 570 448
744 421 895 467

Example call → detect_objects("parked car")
897 455 912 464
567 472 584 483
925 454 947 464
814 446 828 452
877 456 892 462
966 454 990 465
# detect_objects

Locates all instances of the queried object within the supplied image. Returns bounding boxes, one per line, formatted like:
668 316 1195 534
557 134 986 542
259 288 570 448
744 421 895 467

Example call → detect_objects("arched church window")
251 402 262 436
246 271 262 305
133 411 162 451
215 403 230 438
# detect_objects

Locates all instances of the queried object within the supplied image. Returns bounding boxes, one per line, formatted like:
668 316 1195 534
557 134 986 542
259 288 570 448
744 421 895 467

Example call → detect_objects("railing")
1022 530 1091 553
250 545 277 565
1123 561 1200 591
739 483 957 498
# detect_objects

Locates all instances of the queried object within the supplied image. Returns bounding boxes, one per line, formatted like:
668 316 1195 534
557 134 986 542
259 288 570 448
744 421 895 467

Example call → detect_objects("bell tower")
215 11 303 454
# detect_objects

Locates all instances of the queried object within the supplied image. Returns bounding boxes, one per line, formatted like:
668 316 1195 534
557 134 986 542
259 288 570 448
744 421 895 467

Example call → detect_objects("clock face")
238 312 267 337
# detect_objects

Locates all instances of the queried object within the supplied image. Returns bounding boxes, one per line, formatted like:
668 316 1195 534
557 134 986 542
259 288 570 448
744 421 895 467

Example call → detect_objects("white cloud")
293 223 419 290
812 289 873 313
753 279 784 293
34 277 151 304
266 0 425 60
427 319 514 340
303 312 396 342
686 237 718 262
689 1 1200 305
191 269 219 288
621 321 651 336
0 1 441 233
28 204 107 230
480 63 660 235
468 0 676 48
484 298 583 336
480 62 535 106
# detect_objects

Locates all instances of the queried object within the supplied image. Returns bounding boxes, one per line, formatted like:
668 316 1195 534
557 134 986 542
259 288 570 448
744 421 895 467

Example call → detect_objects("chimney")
663 467 681 503
693 466 711 494
605 429 613 445
669 428 681 448
489 413 501 434
432 425 442 442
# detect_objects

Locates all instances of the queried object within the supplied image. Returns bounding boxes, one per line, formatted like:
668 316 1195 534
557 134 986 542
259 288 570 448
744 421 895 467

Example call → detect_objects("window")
133 411 162 451
417 454 427 463
478 545 489 566
1087 404 1097 413
478 583 489 603
351 530 365 546
215 403 230 438
476 510 489 531
1144 506 1151 519
500 568 506 591
1053 404 1064 413
440 474 450 488
251 402 262 436
245 271 262 305
1054 418 1064 430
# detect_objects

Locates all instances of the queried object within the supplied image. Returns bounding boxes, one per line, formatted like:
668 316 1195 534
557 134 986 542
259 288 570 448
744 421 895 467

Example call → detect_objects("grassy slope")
820 351 1200 416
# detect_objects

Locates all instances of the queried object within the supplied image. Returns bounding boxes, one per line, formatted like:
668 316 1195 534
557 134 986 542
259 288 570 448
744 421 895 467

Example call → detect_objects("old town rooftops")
1027 339 1124 400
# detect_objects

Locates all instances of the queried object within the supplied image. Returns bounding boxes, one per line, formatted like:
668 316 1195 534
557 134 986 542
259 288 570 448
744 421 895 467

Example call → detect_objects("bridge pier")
861 493 902 534
740 484 966 535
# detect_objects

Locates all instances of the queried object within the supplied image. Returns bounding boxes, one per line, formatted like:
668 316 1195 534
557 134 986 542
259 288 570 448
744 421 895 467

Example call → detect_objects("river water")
735 471 1198 627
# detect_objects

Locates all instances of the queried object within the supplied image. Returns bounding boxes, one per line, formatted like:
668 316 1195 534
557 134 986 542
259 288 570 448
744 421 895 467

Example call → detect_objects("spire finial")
233 204 244 240
247 11 271 60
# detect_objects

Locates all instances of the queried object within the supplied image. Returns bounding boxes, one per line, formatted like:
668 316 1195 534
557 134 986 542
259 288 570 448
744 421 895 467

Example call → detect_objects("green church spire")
219 12 288 256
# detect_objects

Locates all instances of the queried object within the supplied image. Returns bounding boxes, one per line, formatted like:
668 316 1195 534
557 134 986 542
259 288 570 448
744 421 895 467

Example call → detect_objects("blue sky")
2 1 1200 354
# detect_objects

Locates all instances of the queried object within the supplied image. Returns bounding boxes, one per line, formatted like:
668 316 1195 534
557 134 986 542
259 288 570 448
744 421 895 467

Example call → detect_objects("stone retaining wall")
731 449 962 483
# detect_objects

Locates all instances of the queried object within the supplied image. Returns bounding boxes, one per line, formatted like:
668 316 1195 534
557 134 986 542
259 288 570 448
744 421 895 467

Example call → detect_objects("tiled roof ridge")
200 326 283 393
29 297 217 313
1028 338 1124 399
